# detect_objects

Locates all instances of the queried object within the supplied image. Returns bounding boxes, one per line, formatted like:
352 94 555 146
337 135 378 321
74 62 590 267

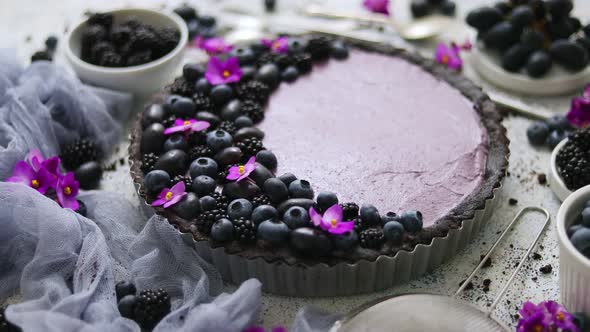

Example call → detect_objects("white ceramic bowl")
65 8 188 94
549 139 573 202
472 43 590 96
557 185 590 315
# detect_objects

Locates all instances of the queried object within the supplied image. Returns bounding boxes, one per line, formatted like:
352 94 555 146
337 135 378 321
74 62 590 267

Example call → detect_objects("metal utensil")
331 206 551 332
302 4 452 41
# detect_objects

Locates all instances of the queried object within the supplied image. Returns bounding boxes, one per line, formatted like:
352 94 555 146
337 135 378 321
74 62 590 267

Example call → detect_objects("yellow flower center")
238 165 245 174
533 325 543 332
273 41 281 50
331 219 338 227
184 120 191 125
64 186 72 195
31 179 39 188
222 70 230 78
165 191 173 200
557 312 564 321
442 55 449 64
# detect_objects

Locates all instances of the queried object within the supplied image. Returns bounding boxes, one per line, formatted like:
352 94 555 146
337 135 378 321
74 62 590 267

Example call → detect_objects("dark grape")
466 7 504 32
483 22 520 51
525 50 553 78
521 30 545 50
510 6 535 28
549 40 590 71
502 44 532 72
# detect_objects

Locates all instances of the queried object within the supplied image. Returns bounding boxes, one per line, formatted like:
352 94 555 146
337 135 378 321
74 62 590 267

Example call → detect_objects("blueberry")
256 63 281 89
118 295 137 319
384 221 405 244
172 192 201 219
164 134 189 152
264 0 276 12
154 149 188 176
174 5 197 21
142 104 166 128
381 211 399 224
331 42 349 60
241 66 256 81
144 170 170 195
568 224 584 238
235 116 254 129
189 157 218 178
199 15 216 27
195 77 211 94
316 192 339 213
400 210 423 233
582 207 590 227
187 20 200 39
440 0 456 16
571 227 590 257
281 66 299 83
192 175 216 197
206 129 233 152
526 121 550 146
288 38 307 54
141 123 166 154
546 130 566 149
258 220 290 245
229 47 255 65
163 94 181 111
283 206 310 229
220 100 242 121
115 280 136 301
228 198 254 220
172 97 197 119
199 27 218 39
288 180 314 199
249 163 274 188
277 198 315 216
200 195 217 211
211 218 234 242
278 173 297 187
183 63 205 82
585 199 590 208
252 205 279 225
260 178 286 204
546 115 572 131
331 231 359 251
360 204 381 226
210 84 234 105
256 150 278 170
290 227 332 256
74 161 103 190
45 35 59 51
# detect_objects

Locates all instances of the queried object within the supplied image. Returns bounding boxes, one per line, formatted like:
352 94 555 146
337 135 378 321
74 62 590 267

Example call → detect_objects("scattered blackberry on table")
275 54 296 70
233 217 257 243
292 53 313 74
133 289 171 330
171 175 192 188
218 121 237 135
141 153 159 173
211 192 229 211
240 100 264 124
31 51 52 62
255 52 279 68
189 145 213 161
167 77 195 97
60 138 101 171
359 228 385 249
556 129 590 190
192 92 214 113
252 194 272 208
87 12 114 29
196 209 227 234
236 80 271 104
341 202 360 220
236 137 265 157
0 307 21 332
306 36 332 61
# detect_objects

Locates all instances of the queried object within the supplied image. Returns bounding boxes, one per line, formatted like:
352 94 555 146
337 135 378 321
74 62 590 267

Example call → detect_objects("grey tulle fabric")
0 51 262 332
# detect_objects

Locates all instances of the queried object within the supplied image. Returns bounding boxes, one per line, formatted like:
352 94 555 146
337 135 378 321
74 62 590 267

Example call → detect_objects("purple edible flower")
517 311 550 332
516 300 580 332
226 157 256 182
195 36 233 55
545 301 579 332
261 37 289 54
436 43 463 70
309 204 355 235
205 56 243 85
25 149 60 176
163 118 210 135
151 182 187 208
244 327 286 332
6 160 56 194
363 0 389 15
567 84 590 128
56 172 79 210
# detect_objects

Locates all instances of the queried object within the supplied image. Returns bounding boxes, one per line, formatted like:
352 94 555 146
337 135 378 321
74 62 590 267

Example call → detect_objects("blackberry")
90 41 115 61
236 137 265 157
81 25 107 47
292 53 313 74
162 115 177 128
275 54 295 70
192 92 214 113
110 25 132 46
60 138 101 170
167 77 195 97
171 175 192 188
87 13 114 29
99 51 123 67
31 51 52 62
141 153 159 173
306 36 332 61
211 192 229 210
196 209 227 234
233 217 257 243
556 130 590 190
188 131 207 146
0 307 20 332
217 166 231 185
189 145 213 161
341 202 360 220
126 50 152 66
359 228 385 249
133 289 171 330
236 80 271 104
240 100 264 124
218 121 237 135
252 194 271 208
154 28 180 57
129 27 158 51
353 217 365 233
255 52 278 67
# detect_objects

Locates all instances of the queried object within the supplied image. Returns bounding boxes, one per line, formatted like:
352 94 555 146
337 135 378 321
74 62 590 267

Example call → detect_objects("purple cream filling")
258 50 488 227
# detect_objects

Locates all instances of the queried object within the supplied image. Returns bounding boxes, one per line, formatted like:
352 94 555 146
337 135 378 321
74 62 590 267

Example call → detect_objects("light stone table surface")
2 0 590 329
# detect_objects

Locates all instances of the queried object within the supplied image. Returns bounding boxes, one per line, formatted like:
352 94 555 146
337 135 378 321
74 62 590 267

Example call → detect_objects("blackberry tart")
130 35 508 296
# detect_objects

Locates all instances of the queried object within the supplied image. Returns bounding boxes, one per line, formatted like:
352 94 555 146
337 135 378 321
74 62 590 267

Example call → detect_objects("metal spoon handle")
488 92 553 121
302 5 392 25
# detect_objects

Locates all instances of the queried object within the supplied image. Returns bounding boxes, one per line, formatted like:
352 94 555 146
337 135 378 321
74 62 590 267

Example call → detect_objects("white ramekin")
557 184 590 315
65 8 188 95
549 139 572 202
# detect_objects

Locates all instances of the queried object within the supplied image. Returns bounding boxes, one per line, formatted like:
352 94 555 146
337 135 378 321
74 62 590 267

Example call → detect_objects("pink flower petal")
151 198 167 207
322 204 343 224
170 181 186 195
26 149 44 171
328 221 355 234
163 192 187 208
309 206 323 227
157 188 172 200
8 161 36 183
191 121 210 132
164 126 186 135
173 119 186 126
226 167 241 180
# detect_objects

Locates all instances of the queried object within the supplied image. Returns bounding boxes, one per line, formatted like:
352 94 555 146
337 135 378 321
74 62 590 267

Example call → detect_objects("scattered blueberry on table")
411 0 456 18
526 114 573 149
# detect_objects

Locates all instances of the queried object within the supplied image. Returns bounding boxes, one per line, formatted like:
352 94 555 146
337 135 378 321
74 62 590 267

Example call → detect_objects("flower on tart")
151 181 187 208
195 36 233 55
309 204 355 235
6 160 56 194
363 0 390 15
56 172 80 210
205 56 243 85
545 301 578 332
566 84 590 128
516 300 580 332
261 37 289 54
435 42 463 70
163 118 210 135
226 156 256 182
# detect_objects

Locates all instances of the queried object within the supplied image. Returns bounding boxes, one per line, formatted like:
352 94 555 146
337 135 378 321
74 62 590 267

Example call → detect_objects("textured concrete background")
2 0 590 329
